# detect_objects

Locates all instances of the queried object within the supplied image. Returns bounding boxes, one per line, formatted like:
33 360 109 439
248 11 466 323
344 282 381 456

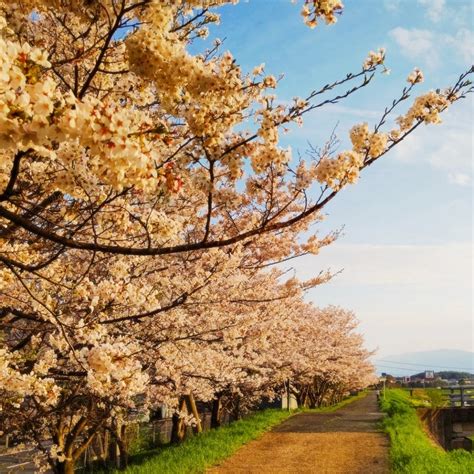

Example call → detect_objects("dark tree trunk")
233 396 241 421
55 459 75 474
115 424 128 469
211 393 222 429
171 397 187 444
116 437 128 469
294 385 306 408
308 391 317 409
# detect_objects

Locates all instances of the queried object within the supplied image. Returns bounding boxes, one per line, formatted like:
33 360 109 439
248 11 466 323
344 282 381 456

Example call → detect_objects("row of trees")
0 1 471 472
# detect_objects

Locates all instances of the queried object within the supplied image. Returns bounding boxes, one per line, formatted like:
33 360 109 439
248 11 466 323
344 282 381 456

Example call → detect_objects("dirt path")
209 392 390 474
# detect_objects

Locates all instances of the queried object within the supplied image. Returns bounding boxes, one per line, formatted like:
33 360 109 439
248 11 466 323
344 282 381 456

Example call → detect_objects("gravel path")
209 392 390 474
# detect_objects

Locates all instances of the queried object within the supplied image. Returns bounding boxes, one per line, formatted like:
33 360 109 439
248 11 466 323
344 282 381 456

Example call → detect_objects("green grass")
380 389 474 474
111 409 291 474
402 388 448 408
113 391 367 474
424 388 448 408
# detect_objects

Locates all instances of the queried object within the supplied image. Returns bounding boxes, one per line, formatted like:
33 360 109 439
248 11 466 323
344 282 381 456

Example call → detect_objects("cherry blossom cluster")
0 34 54 153
301 0 344 28
314 150 363 190
363 48 386 70
407 67 424 85
350 123 388 158
396 90 451 130
0 348 59 408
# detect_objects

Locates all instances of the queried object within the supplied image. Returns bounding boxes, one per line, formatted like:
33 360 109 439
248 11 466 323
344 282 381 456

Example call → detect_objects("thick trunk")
171 397 187 444
300 391 308 408
308 391 317 409
211 394 222 429
55 459 75 474
108 419 128 469
293 385 306 408
116 436 128 469
316 384 328 407
98 430 109 468
233 396 241 421
294 390 303 407
171 412 182 444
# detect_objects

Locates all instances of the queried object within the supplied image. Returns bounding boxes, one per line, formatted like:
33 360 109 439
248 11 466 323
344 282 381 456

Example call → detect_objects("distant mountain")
410 371 473 381
373 349 474 376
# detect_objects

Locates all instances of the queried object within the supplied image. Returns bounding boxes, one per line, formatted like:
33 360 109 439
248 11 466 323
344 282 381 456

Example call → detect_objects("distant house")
380 371 474 388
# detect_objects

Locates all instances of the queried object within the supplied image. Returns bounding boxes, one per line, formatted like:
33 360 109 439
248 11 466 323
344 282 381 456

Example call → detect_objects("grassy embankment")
381 389 474 474
113 391 367 474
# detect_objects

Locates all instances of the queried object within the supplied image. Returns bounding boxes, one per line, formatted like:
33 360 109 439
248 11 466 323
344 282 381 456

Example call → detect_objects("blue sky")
202 1 473 361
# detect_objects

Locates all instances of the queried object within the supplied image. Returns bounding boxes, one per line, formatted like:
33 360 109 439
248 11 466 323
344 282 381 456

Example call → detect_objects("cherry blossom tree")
0 1 472 472
0 1 470 270
287 306 376 408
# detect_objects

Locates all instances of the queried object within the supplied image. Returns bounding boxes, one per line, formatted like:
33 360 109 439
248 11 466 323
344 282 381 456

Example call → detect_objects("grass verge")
114 391 367 474
380 389 474 474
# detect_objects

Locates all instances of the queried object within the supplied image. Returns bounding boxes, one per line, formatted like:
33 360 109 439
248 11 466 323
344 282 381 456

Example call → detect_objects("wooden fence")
442 386 474 407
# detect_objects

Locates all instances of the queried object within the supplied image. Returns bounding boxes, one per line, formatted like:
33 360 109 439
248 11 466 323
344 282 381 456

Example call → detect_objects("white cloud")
389 27 438 68
387 0 470 29
384 0 401 12
448 172 472 187
389 26 474 68
292 242 473 289
418 0 445 23
444 28 474 64
291 242 473 356
417 0 472 29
